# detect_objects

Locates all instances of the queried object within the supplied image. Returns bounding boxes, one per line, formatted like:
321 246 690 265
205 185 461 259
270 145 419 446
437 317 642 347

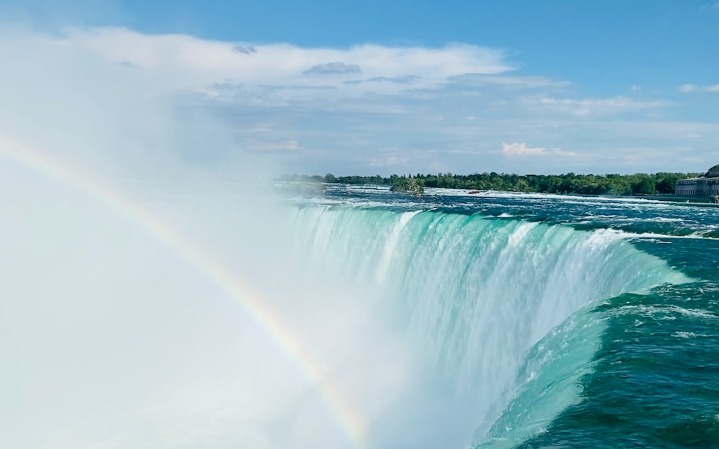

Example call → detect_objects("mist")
0 24 485 449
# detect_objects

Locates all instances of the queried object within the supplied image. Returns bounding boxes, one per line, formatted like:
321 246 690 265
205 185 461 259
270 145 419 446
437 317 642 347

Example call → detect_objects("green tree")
632 177 656 195
390 177 424 195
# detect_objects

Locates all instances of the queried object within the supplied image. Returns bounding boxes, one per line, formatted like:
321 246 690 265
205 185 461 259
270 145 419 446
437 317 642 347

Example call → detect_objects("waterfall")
289 206 689 447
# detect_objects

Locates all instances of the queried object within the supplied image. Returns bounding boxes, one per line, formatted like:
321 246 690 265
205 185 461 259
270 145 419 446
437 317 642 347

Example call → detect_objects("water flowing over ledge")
288 205 690 448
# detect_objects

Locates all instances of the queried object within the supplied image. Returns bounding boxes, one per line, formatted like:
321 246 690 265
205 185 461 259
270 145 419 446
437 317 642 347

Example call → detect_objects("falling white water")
288 206 689 447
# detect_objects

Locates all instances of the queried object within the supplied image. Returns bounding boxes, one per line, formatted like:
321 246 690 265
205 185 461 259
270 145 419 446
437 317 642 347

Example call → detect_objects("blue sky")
1 0 718 175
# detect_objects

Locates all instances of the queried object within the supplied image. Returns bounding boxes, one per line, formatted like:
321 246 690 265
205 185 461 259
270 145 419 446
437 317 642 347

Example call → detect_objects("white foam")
672 331 710 339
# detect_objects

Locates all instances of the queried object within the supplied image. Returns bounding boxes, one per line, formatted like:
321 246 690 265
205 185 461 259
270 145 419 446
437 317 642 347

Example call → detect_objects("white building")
675 165 719 197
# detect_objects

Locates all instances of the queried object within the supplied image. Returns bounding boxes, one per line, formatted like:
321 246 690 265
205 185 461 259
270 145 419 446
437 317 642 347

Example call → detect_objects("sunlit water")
284 184 719 448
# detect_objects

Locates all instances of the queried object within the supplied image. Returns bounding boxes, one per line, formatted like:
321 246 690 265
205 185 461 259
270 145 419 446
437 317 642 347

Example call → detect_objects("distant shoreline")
279 171 699 197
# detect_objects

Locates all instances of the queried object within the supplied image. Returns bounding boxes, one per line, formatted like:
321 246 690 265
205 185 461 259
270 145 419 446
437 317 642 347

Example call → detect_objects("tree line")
279 171 699 196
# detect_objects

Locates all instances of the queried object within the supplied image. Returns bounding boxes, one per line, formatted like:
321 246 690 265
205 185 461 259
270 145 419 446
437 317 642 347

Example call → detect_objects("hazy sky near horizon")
1 0 718 175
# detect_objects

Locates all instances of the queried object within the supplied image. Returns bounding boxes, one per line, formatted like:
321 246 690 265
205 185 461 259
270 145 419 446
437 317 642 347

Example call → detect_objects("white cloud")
678 83 719 93
3 24 714 176
448 74 569 89
65 27 511 97
502 142 578 158
304 61 362 75
232 45 257 54
532 96 665 116
502 142 547 156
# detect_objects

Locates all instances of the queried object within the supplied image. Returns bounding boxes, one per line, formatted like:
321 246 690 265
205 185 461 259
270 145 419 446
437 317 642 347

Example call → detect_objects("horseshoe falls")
6 180 719 449
282 185 719 449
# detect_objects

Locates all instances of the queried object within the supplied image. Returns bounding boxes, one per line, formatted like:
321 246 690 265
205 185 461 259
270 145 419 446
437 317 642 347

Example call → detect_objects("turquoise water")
287 185 719 448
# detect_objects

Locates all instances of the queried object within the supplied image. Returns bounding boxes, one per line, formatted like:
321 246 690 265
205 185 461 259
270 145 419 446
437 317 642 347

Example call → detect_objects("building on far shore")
675 165 719 200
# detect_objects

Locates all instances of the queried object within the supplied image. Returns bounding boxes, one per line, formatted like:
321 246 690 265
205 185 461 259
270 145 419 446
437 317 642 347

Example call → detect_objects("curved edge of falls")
288 206 691 449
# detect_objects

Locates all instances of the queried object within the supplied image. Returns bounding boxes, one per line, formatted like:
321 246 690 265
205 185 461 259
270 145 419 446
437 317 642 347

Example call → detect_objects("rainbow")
0 135 366 448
